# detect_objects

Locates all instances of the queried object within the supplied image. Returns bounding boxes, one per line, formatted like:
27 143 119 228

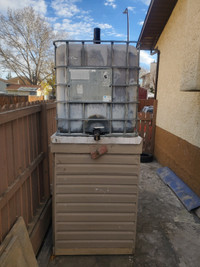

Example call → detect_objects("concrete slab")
38 161 200 267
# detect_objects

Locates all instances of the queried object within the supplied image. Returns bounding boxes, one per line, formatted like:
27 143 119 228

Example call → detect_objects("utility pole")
123 8 129 42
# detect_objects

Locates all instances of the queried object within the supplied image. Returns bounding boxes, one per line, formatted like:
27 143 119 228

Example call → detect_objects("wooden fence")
28 95 44 102
0 95 28 106
138 98 154 112
137 100 157 154
0 101 56 255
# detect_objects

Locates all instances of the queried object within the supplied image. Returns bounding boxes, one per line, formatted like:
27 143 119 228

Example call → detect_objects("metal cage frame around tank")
53 39 140 137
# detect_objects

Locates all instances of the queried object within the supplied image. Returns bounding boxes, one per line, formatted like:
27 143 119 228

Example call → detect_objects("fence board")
0 101 56 254
137 99 157 154
0 126 8 195
138 98 154 112
28 96 44 102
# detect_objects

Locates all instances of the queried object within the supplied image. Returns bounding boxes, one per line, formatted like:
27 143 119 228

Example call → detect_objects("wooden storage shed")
51 135 142 255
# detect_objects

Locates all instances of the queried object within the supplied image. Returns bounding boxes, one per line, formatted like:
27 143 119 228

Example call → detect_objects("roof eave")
137 0 178 50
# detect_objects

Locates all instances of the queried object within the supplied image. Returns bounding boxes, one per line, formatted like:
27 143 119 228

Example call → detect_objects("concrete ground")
38 161 200 267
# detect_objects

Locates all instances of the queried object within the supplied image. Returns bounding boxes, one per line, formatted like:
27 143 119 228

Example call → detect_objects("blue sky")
0 0 154 69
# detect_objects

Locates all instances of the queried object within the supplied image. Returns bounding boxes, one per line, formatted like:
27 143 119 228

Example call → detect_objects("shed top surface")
51 134 142 145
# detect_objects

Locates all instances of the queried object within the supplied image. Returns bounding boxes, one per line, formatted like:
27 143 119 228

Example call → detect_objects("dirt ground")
38 161 200 267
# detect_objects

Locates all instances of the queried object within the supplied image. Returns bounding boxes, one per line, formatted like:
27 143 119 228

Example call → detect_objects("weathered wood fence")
138 98 154 112
0 98 157 255
0 101 56 255
137 100 157 154
0 95 28 106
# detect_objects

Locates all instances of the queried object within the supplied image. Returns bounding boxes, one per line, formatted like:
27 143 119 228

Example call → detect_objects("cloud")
138 21 144 26
104 0 117 9
54 18 94 39
98 23 112 30
128 6 136 13
141 0 150 6
140 51 155 65
51 0 121 40
51 0 81 18
51 0 124 39
53 17 117 40
0 0 47 15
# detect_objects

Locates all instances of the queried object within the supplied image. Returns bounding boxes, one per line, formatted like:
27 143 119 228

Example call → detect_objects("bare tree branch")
0 7 55 85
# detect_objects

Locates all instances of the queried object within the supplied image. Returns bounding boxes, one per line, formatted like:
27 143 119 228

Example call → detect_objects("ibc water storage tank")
54 33 139 139
51 30 143 256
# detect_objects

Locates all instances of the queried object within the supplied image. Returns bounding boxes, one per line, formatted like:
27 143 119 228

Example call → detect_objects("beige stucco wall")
156 0 200 148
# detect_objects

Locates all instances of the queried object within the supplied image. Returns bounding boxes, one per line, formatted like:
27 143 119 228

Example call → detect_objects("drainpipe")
151 49 160 100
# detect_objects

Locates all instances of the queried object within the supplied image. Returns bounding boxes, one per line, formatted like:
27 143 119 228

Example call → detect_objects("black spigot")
93 128 101 141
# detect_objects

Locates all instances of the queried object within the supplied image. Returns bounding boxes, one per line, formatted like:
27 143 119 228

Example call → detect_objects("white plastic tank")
54 38 139 138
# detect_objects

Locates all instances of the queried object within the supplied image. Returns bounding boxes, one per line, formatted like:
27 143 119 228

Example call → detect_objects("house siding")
155 0 200 148
155 126 200 197
154 0 200 195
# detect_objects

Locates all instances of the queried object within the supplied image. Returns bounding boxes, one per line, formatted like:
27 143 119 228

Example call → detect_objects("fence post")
41 102 50 198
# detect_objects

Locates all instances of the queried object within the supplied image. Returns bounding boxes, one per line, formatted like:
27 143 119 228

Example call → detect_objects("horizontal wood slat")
56 194 137 203
0 105 41 125
56 164 139 175
56 175 139 185
54 247 134 255
46 102 56 110
51 143 142 154
56 231 135 240
56 154 139 165
56 213 136 222
56 240 134 249
56 222 135 231
56 185 137 194
56 203 136 213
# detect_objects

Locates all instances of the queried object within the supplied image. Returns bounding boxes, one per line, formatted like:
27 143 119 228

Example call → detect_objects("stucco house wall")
154 0 200 196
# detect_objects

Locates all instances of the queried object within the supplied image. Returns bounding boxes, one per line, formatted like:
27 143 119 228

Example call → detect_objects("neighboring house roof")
137 0 178 50
7 76 31 85
6 84 39 92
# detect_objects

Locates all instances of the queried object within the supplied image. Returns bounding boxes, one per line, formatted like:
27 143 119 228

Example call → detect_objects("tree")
150 62 157 93
0 7 56 85
6 72 12 80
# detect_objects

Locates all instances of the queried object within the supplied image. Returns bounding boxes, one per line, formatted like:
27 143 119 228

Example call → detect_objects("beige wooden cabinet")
51 135 142 255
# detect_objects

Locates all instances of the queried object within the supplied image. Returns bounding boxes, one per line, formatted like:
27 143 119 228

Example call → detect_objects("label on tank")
103 95 111 102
